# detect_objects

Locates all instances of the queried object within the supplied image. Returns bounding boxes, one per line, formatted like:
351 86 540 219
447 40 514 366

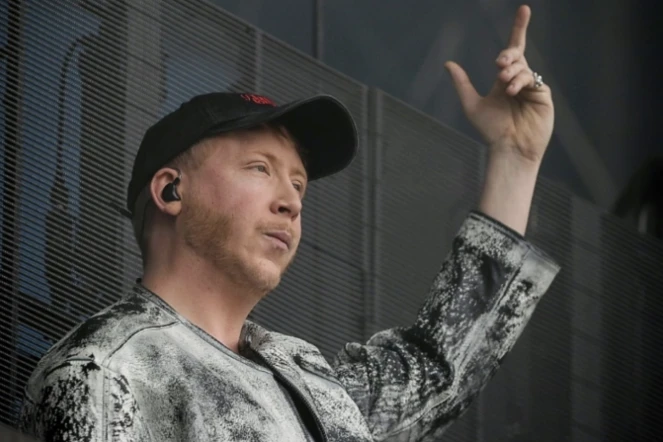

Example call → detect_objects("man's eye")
253 165 268 173
293 183 302 192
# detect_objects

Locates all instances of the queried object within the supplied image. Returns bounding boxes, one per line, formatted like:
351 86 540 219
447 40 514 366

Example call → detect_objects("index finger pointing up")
508 5 531 50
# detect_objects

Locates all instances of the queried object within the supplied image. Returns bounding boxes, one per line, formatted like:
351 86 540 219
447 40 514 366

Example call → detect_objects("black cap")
126 92 358 215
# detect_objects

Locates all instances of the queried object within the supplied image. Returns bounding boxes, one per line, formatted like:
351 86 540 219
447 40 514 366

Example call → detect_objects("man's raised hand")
445 5 554 163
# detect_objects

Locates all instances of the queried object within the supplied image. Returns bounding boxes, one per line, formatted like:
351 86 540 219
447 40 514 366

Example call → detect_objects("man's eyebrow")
254 151 308 181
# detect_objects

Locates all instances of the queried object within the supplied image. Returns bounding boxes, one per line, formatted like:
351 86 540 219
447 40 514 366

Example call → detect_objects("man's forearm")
478 145 542 236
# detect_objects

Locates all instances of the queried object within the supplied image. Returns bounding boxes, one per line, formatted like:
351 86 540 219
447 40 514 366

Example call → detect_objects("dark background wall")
215 0 663 207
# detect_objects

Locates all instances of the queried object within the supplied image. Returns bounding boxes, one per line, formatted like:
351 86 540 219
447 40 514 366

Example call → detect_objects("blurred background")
217 0 663 207
1 1 661 441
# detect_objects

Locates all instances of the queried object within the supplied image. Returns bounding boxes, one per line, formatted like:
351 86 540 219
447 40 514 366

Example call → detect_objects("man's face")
178 127 307 297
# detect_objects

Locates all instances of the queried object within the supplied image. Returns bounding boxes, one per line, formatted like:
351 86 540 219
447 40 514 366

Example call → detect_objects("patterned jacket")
18 212 559 441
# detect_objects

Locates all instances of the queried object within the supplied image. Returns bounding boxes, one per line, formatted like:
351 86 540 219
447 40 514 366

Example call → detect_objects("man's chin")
248 259 287 295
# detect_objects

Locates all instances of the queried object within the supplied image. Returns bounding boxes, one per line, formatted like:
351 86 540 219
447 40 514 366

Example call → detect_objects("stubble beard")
180 194 293 298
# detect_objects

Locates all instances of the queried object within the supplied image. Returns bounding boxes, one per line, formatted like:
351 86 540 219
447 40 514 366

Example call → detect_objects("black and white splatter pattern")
18 212 559 441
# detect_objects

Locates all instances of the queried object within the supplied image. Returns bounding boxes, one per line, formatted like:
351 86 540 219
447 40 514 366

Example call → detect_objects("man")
18 5 559 442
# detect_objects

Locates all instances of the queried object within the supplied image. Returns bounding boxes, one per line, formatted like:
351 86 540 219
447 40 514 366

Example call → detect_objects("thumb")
445 61 480 114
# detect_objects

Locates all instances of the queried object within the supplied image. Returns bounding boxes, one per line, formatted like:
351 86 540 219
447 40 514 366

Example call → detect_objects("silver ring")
532 71 543 88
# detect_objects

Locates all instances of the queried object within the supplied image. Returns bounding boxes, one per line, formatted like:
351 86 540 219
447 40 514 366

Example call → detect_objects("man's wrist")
488 140 544 171
478 147 542 236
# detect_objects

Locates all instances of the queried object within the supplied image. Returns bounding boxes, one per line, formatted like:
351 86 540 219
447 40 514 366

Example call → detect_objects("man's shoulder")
27 288 176 389
17 289 155 441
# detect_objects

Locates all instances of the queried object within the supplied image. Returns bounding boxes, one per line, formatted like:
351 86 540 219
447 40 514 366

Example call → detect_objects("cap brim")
206 95 358 181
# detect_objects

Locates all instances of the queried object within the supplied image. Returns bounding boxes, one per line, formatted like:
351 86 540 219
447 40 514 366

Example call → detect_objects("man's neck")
141 257 262 354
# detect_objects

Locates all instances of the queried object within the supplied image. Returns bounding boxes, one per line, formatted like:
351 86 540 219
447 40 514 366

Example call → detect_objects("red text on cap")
240 94 276 106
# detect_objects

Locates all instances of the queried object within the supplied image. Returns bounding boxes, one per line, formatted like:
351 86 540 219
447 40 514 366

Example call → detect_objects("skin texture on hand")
445 5 554 235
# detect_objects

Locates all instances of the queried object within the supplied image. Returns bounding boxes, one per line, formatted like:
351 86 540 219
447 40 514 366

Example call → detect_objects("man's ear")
150 168 183 216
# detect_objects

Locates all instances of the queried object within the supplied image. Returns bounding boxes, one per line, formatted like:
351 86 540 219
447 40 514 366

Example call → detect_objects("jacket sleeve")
18 360 151 442
333 211 560 442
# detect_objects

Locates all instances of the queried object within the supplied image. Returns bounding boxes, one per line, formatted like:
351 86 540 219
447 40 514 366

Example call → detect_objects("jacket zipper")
252 351 329 442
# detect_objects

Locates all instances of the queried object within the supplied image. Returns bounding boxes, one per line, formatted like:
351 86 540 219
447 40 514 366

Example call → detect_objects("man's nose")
271 183 302 219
